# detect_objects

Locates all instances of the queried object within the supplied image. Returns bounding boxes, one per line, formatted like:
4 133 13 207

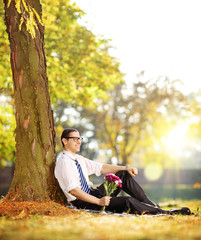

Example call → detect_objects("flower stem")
102 206 106 212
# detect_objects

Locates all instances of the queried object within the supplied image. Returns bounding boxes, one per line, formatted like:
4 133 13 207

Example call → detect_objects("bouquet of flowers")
102 173 122 211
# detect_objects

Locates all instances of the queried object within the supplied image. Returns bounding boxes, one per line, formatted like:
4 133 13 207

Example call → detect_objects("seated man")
55 128 192 215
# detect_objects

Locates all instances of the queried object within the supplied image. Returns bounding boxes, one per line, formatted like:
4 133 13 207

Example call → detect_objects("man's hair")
61 128 78 147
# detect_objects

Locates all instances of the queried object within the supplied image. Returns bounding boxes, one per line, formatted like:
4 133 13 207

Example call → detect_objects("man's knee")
116 170 131 180
108 196 130 213
116 170 127 177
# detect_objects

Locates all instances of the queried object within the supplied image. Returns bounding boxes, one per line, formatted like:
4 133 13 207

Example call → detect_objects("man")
55 128 192 215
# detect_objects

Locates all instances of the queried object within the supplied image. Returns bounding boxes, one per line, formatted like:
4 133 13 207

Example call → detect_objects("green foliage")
187 91 201 138
1 0 123 105
42 0 123 107
0 2 13 98
0 98 15 167
0 2 15 167
0 0 123 165
1 0 201 168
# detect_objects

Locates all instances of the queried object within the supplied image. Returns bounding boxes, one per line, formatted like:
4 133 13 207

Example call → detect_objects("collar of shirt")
62 150 77 161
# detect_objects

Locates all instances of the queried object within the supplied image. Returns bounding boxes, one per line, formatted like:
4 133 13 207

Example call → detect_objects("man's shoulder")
56 152 73 166
76 154 91 162
76 154 101 166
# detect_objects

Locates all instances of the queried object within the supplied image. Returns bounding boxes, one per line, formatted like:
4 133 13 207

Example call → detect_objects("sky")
71 0 201 94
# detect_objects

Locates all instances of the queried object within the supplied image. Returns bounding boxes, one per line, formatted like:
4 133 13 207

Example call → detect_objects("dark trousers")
71 170 165 215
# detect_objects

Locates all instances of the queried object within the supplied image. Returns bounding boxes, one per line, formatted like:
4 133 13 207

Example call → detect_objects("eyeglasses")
65 137 83 142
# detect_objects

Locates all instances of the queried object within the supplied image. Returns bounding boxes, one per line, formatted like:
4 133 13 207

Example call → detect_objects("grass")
142 184 201 202
0 200 201 240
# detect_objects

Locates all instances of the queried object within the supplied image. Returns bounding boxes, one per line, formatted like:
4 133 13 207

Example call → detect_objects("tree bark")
3 0 66 203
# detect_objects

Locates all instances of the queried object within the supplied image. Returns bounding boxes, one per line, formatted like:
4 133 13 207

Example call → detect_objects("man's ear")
62 138 67 145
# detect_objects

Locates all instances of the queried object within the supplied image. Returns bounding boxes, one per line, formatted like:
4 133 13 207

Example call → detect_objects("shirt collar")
63 150 77 161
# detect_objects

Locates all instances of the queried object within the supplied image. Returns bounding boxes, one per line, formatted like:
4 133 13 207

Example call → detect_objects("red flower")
102 173 122 212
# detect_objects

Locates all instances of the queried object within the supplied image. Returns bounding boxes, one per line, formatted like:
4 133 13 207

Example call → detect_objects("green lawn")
142 184 201 202
0 200 201 240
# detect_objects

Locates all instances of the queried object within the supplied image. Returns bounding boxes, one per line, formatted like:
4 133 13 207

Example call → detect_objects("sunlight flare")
144 163 163 181
162 124 189 155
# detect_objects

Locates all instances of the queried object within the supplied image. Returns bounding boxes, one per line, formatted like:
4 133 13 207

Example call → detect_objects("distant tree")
78 73 189 166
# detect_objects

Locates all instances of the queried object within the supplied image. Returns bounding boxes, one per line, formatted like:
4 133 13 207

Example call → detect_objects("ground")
0 199 201 240
0 200 75 218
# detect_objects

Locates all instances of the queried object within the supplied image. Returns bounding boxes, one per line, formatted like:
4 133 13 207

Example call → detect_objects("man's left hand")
127 166 138 177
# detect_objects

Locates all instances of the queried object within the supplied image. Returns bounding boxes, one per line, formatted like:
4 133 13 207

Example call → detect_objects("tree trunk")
3 0 66 203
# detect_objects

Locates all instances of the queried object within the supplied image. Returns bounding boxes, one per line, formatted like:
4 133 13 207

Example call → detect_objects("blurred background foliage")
0 0 201 177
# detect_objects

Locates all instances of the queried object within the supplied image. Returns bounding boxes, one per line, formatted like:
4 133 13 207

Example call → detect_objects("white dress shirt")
54 150 103 202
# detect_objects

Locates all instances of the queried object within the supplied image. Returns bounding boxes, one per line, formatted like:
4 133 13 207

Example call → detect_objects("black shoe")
156 204 162 209
169 207 192 215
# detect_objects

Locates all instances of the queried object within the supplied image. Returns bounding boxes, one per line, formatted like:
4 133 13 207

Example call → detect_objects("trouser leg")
72 170 162 213
71 188 103 210
71 195 163 214
107 196 164 214
71 199 102 211
115 170 157 206
96 170 157 206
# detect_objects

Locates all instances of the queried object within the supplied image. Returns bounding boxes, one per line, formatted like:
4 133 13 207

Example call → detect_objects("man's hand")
98 196 112 206
127 166 138 177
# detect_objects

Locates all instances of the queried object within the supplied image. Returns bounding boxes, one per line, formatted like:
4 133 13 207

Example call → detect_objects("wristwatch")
125 165 130 170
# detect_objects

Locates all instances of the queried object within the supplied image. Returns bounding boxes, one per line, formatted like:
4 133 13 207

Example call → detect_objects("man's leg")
96 170 156 206
115 170 157 206
71 195 163 214
95 170 162 213
71 198 102 211
107 196 163 214
71 188 104 211
107 171 191 215
71 172 191 214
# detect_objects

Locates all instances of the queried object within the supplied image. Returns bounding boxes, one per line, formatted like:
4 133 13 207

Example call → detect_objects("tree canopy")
0 0 123 166
71 75 189 167
42 0 124 107
1 0 201 170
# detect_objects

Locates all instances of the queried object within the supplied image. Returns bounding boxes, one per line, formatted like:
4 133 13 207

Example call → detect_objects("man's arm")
101 164 138 177
69 187 111 206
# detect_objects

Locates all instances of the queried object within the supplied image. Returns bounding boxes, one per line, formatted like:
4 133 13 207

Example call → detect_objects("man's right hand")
98 196 112 206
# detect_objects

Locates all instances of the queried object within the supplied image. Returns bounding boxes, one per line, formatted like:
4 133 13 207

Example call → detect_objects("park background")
1 0 201 203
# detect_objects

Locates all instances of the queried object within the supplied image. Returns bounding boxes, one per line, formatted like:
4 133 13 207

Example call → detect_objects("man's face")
63 131 81 154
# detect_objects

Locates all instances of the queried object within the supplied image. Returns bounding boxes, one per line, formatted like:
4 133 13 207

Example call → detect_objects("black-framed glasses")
65 137 83 142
